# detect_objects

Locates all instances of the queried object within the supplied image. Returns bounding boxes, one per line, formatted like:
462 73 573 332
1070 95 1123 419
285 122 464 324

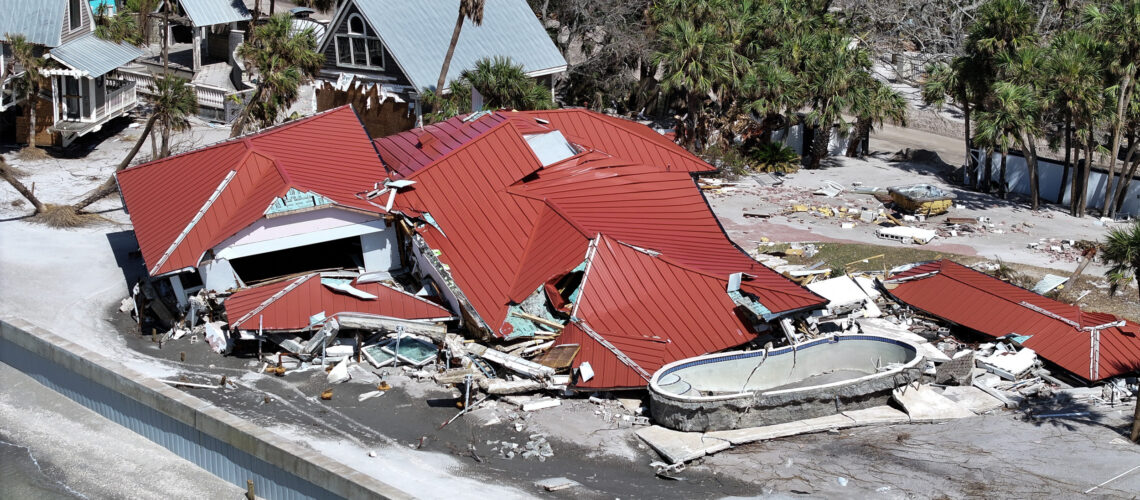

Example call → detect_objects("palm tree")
152 76 199 157
436 0 485 94
73 76 198 211
653 18 737 151
974 86 1025 200
801 33 868 168
846 76 907 158
1088 1 1140 218
1102 221 1140 301
1046 31 1105 212
95 4 141 45
923 58 980 184
296 0 338 13
7 34 47 152
459 57 554 111
230 14 323 137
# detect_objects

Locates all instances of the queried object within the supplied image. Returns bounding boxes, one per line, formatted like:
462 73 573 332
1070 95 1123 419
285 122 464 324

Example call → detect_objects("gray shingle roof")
0 0 67 47
49 34 142 76
179 0 251 27
353 0 566 92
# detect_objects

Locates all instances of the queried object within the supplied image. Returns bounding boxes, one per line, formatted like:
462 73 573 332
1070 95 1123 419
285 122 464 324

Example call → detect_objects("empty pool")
648 335 924 432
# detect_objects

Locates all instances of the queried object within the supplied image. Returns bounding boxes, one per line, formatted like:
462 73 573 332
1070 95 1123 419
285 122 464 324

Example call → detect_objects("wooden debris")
534 344 580 372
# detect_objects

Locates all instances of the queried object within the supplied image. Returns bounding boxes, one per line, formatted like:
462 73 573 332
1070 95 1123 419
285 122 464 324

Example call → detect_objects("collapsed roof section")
383 109 826 388
887 259 1140 381
117 106 389 277
224 273 454 332
558 236 778 389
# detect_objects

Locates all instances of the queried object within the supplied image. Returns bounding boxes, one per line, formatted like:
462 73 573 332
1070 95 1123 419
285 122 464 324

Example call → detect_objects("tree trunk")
161 0 170 75
1079 142 1093 216
999 149 1008 199
1114 155 1140 214
983 148 993 193
1103 73 1132 217
0 158 46 213
1111 134 1140 214
73 115 157 211
436 11 466 93
269 0 276 15
810 123 830 169
963 95 973 177
1133 380 1140 442
160 120 171 158
229 86 263 138
27 86 37 149
845 118 868 157
1023 134 1040 210
150 126 158 159
1059 121 1072 205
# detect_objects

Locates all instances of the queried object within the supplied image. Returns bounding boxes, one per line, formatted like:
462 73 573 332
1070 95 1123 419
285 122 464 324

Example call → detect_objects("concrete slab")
941 386 1006 414
842 405 911 425
635 426 731 464
892 385 975 422
705 413 856 446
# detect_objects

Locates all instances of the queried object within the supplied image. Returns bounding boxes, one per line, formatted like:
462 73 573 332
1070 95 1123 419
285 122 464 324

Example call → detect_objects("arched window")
336 13 384 69
348 14 365 35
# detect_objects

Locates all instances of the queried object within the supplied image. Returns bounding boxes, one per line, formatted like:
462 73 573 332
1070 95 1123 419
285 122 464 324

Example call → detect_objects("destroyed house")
376 109 827 389
886 259 1140 382
116 106 406 310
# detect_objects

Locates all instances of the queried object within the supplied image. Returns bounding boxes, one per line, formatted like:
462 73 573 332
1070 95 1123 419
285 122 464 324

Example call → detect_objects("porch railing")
96 79 137 119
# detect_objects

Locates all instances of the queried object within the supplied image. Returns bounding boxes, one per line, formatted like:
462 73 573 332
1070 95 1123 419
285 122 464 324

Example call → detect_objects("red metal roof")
888 260 1140 381
555 236 761 389
118 106 389 276
390 114 824 339
224 273 452 331
372 109 712 178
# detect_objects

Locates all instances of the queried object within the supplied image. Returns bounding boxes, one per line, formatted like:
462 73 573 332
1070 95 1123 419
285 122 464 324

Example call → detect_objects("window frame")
333 14 384 70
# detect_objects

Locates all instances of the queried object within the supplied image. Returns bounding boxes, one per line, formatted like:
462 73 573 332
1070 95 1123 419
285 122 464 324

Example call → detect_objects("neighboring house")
117 0 252 122
0 0 142 146
316 0 566 121
116 106 405 309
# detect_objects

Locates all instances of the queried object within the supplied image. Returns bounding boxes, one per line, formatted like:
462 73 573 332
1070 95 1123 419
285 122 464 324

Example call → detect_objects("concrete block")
842 405 911 425
635 425 731 463
705 413 856 445
940 386 1005 414
892 384 975 422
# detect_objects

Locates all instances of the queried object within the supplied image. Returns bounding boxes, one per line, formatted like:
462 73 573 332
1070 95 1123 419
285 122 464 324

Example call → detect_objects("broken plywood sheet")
892 384 975 422
533 344 580 372
636 426 731 464
940 386 1006 414
841 406 911 426
705 413 857 446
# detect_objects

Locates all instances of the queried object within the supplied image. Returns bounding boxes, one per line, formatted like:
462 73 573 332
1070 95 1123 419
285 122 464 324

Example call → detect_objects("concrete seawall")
0 317 412 500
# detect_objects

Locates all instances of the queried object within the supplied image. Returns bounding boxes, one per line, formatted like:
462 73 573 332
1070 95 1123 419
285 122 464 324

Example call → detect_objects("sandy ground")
3 113 1140 497
0 363 245 499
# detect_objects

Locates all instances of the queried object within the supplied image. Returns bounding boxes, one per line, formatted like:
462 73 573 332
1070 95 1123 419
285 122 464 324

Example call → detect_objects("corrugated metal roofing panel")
888 259 1140 381
555 236 760 390
354 0 566 91
48 33 141 76
117 106 389 276
178 0 251 27
224 273 452 331
0 0 67 47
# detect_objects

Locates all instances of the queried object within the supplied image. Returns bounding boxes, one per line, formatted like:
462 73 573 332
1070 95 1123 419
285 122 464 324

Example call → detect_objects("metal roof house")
116 0 253 123
316 0 566 122
1 0 143 146
376 109 826 389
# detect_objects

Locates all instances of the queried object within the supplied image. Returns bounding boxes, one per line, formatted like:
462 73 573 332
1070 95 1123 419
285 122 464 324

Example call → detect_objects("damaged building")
117 105 827 388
